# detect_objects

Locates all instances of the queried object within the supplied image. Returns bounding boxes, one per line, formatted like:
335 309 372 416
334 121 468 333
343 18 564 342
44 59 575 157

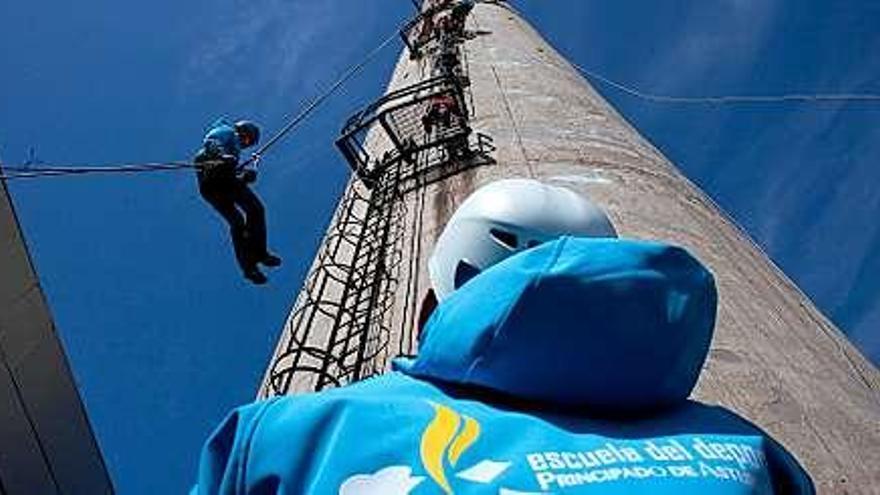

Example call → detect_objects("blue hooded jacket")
193 238 813 494
201 118 242 161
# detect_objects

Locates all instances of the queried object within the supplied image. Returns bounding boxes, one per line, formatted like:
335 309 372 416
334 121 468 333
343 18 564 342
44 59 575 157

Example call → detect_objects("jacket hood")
396 237 718 411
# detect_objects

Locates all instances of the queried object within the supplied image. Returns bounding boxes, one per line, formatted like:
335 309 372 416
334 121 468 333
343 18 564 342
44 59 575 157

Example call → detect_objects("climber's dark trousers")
199 177 268 272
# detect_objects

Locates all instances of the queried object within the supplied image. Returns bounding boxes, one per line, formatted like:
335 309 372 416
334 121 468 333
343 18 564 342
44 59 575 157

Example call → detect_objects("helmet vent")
490 228 518 250
454 260 482 289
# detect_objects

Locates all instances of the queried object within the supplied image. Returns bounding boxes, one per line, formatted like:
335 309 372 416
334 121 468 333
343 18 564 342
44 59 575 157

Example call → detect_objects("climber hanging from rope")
194 118 281 285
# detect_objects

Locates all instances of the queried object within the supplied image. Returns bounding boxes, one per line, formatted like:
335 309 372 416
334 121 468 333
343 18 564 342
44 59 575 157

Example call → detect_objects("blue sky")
1 1 878 493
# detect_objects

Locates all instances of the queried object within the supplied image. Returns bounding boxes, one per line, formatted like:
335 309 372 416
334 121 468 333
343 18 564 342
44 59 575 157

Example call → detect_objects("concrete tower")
260 2 880 491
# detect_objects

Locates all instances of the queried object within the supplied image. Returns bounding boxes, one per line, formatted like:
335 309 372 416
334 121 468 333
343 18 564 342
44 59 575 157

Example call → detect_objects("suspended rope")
571 63 880 104
2 23 402 182
243 25 402 166
0 162 199 181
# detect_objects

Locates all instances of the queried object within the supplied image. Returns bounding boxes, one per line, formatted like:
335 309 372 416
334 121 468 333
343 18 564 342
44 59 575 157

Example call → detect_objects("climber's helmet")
428 178 617 300
234 121 261 149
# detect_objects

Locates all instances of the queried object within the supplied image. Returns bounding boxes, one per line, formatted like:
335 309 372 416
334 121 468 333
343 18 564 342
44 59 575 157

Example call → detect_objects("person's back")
202 119 241 159
193 237 813 494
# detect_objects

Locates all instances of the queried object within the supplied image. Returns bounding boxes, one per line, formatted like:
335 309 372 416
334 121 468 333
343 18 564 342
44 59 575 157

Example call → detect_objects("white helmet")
428 178 617 300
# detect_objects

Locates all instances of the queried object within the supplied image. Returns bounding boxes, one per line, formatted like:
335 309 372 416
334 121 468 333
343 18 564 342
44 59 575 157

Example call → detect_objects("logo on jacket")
420 402 511 493
339 402 526 495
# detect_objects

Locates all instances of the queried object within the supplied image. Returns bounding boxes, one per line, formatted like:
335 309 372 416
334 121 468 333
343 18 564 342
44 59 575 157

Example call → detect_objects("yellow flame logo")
420 403 482 494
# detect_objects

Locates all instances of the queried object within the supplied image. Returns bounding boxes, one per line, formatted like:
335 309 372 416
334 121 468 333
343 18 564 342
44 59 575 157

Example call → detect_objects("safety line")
571 62 880 105
0 162 199 181
244 25 402 165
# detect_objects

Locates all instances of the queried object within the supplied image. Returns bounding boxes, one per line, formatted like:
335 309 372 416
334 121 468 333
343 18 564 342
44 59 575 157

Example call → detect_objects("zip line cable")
0 24 402 182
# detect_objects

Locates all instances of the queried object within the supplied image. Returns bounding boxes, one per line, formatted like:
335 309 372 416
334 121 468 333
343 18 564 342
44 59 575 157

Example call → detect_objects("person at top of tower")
412 0 469 58
449 0 475 33
422 93 463 135
429 0 454 11
191 180 813 494
452 0 475 17
416 10 437 49
434 11 454 36
194 118 281 285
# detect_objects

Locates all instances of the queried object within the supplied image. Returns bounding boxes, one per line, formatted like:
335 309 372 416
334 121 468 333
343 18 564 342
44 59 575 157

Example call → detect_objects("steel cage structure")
267 175 408 393
336 75 472 184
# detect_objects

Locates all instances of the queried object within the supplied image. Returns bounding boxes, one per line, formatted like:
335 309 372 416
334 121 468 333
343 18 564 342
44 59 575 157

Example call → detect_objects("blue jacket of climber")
192 236 814 495
201 118 242 160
